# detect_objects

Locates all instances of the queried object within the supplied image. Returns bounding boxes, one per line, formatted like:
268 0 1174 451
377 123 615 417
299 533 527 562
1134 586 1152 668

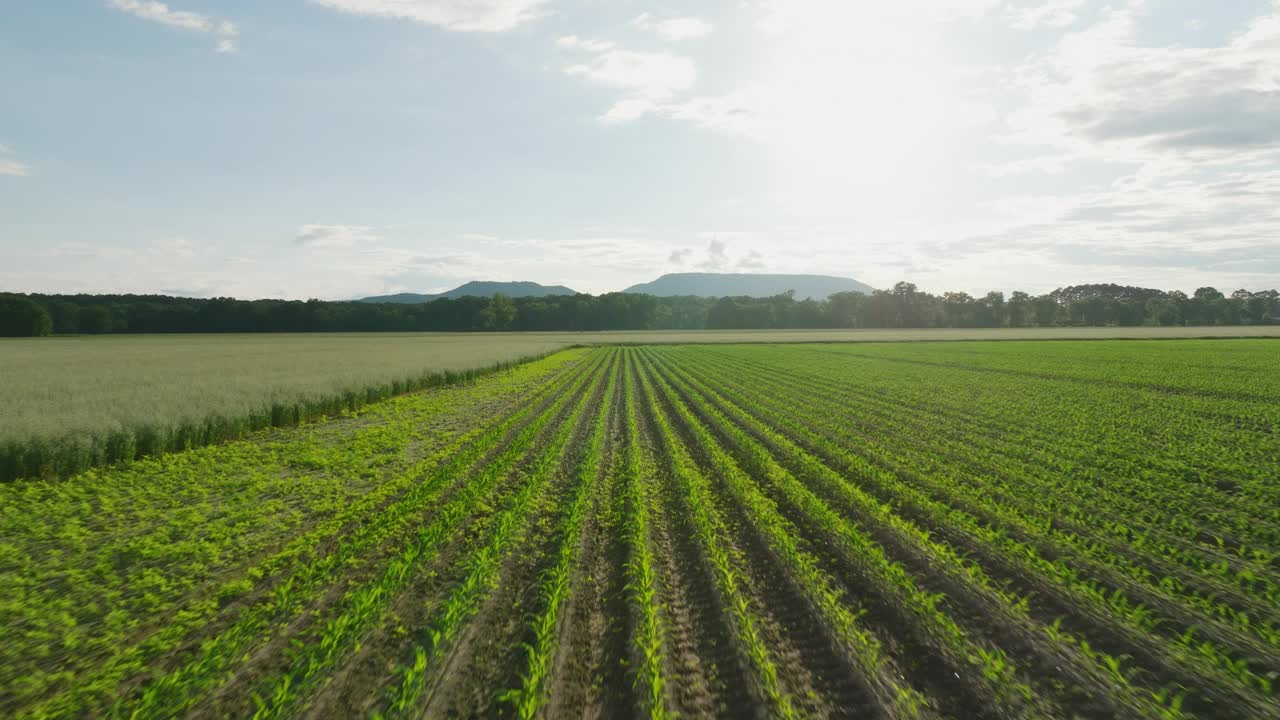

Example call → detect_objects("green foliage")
1 350 592 718
0 336 569 481
5 340 1279 720
655 340 1280 718
4 282 1279 338
503 356 620 719
0 294 52 337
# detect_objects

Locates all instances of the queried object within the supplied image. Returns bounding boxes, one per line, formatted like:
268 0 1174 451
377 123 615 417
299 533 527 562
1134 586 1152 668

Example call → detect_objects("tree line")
1 283 1278 337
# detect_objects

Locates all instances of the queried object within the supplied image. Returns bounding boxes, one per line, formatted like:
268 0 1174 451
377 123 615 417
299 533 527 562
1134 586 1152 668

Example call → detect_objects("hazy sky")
2 1 1278 299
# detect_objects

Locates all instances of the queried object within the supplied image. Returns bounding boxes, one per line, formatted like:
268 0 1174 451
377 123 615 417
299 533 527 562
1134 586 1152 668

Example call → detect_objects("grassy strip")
631 350 797 720
500 353 621 719
112 351 607 720
0 350 560 482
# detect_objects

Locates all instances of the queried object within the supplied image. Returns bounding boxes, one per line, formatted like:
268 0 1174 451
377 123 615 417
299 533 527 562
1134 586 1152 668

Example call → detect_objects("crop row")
6 340 1277 719
641 343 1278 719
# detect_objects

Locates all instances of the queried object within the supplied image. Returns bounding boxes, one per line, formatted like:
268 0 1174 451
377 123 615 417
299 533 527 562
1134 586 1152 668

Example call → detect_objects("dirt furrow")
629 353 761 720
411 353 622 718
543 392 634 720
639 354 892 720
187 353 610 720
663 352 1275 720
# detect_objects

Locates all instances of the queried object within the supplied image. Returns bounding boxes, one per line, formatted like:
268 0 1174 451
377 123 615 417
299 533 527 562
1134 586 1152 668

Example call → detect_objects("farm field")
0 333 570 481
3 339 1280 719
4 326 1280 481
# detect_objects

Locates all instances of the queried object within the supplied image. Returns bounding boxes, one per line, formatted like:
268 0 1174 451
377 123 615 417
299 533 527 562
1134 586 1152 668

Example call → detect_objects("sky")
2 0 1279 300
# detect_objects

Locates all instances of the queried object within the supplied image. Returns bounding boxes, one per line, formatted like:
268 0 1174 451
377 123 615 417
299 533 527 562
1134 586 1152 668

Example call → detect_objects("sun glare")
756 4 952 215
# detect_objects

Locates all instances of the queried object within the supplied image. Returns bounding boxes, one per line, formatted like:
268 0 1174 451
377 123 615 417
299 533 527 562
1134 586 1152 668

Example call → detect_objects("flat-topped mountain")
359 281 577 304
623 272 873 300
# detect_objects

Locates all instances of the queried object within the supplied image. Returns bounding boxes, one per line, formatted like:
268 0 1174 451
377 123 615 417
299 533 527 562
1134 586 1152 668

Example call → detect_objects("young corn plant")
501 356 618 719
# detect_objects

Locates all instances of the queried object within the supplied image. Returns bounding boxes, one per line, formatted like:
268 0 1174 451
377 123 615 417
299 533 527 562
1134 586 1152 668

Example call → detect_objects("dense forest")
1 283 1278 336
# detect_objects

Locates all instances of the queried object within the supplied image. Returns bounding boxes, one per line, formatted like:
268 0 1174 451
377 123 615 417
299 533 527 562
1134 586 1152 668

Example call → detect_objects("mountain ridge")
357 280 577 304
358 273 875 304
623 272 874 300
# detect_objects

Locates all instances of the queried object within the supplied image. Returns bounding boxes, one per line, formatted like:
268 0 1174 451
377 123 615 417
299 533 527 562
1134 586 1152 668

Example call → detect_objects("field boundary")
7 329 1276 482
0 349 563 483
565 331 1280 347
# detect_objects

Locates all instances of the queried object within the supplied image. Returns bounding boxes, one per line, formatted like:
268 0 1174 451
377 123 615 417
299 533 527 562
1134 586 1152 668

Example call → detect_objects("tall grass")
0 333 570 481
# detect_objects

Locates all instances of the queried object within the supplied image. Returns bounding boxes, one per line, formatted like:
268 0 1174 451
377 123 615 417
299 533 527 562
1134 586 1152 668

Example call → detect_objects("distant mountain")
623 273 874 300
359 280 577 304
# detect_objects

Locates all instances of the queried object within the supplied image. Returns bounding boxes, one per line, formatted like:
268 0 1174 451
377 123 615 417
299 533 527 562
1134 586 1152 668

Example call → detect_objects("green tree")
479 294 517 330
1032 296 1059 326
826 292 864 328
864 290 900 327
977 291 1006 327
706 297 740 328
1245 295 1271 325
78 306 114 334
0 295 53 337
49 301 80 333
1071 296 1109 326
892 281 926 327
942 292 974 327
1144 297 1182 326
1007 291 1032 327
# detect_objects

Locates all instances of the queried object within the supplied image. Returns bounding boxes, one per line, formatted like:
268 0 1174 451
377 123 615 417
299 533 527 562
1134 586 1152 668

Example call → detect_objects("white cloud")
738 249 766 270
599 98 656 124
656 17 712 40
940 0 1005 20
558 34 699 121
655 88 768 136
311 0 547 32
0 160 31 177
0 145 30 177
1004 0 1087 30
633 13 713 41
960 0 1280 290
684 235 769 272
612 81 994 141
1006 2 1280 154
557 35 614 52
108 0 239 52
982 154 1073 177
699 238 729 271
108 0 213 31
565 48 696 100
295 224 382 247
758 0 1002 34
